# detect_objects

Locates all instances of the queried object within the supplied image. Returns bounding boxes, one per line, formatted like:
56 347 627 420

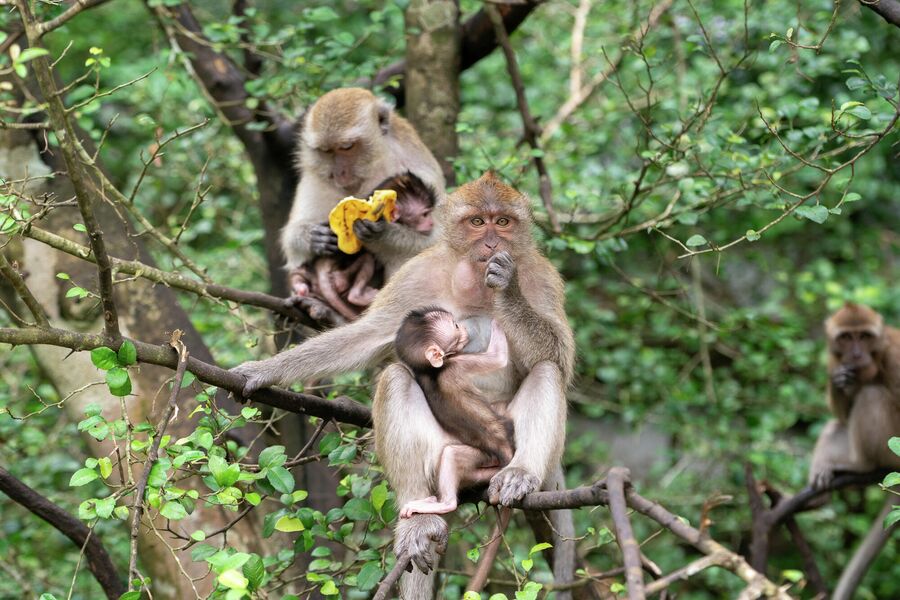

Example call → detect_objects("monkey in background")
808 303 900 488
288 172 438 321
281 87 445 304
394 308 514 518
233 172 576 598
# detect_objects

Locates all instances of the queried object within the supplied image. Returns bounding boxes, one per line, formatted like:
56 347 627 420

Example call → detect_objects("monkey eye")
338 142 355 151
496 217 510 226
860 331 875 340
470 217 485 226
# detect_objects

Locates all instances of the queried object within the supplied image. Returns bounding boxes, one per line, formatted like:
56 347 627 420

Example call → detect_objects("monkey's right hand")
310 223 340 256
394 514 448 573
831 364 856 391
229 361 278 398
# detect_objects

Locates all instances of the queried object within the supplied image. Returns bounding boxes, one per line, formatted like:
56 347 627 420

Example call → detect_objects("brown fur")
809 303 900 488
232 172 576 598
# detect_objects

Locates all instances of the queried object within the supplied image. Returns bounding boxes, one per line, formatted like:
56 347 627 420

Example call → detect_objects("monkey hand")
229 362 278 398
353 217 387 242
394 514 448 573
310 223 340 256
488 466 540 506
485 251 516 290
830 364 857 391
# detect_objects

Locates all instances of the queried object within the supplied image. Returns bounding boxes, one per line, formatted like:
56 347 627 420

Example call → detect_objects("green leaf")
521 557 533 572
356 562 384 591
307 6 339 21
275 516 304 532
467 547 480 562
73 223 87 233
463 592 482 600
118 341 137 366
15 48 49 64
218 568 249 591
529 542 553 555
95 496 116 519
243 554 266 590
291 490 309 503
245 492 261 506
795 205 828 224
241 406 260 420
781 569 804 583
881 472 900 487
117 592 141 600
161 501 188 520
320 579 339 595
889 437 900 456
267 466 295 494
191 530 207 542
746 229 761 242
846 77 867 90
258 445 287 470
844 192 862 203
70 467 99 487
343 498 374 521
371 482 388 512
91 347 118 370
98 457 113 479
685 234 707 247
885 507 900 529
107 367 132 396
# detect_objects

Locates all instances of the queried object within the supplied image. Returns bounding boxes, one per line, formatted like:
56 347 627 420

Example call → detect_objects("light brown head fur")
825 302 884 340
439 171 534 261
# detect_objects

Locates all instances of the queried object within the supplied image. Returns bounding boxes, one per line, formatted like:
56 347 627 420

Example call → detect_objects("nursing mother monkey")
232 172 575 598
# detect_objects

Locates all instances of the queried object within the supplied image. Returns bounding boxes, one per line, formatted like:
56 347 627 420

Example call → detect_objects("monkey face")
394 195 434 233
462 213 518 263
329 141 365 192
831 329 882 380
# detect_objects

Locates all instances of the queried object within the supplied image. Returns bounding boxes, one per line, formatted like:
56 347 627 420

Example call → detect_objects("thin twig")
0 252 49 327
485 3 561 233
373 555 411 600
608 468 645 599
36 0 113 36
128 333 190 591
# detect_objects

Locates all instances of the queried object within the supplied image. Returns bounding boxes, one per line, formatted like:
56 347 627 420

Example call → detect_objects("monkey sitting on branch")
394 307 514 517
288 172 438 322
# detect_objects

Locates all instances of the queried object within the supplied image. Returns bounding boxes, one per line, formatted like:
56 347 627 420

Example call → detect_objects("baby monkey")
394 308 514 517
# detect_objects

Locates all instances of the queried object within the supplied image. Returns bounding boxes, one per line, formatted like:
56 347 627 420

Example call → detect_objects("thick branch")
370 1 540 104
17 0 121 340
859 0 900 28
0 326 372 427
0 466 126 599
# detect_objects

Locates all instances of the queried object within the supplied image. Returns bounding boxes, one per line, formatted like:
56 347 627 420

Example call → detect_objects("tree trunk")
405 0 461 184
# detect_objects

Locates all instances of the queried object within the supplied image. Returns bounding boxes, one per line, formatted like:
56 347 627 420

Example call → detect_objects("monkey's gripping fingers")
393 514 448 573
228 362 278 398
353 217 386 242
831 364 857 391
488 466 541 506
310 223 340 256
485 251 516 290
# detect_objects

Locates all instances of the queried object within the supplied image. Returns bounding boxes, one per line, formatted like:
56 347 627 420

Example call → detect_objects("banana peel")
329 189 397 254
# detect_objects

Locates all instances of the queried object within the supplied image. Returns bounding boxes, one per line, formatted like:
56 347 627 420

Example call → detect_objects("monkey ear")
425 345 444 368
377 100 391 135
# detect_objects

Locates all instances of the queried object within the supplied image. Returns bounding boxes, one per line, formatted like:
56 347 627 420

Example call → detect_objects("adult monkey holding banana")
232 172 575 598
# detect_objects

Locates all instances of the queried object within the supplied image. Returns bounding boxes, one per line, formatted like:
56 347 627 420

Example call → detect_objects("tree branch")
0 466 126 599
485 3 560 233
0 251 49 327
859 0 900 28
607 468 645 600
17 0 121 341
35 0 113 36
0 326 373 427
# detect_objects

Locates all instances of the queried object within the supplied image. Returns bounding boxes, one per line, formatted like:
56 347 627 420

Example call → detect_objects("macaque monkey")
394 308 514 517
281 87 445 299
232 172 576 598
808 303 900 489
287 172 440 321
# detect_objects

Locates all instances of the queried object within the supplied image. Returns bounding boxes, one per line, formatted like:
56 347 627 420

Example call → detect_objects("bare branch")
859 0 900 28
17 0 122 340
373 556 411 600
485 3 561 233
0 251 49 327
36 0 113 36
607 468 645 600
0 466 126 599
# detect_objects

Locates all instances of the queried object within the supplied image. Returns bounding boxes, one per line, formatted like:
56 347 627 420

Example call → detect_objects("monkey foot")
400 497 456 518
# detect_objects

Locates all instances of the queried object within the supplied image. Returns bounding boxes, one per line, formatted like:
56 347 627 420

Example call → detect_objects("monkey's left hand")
229 362 278 397
488 466 540 506
485 251 516 290
353 218 386 242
